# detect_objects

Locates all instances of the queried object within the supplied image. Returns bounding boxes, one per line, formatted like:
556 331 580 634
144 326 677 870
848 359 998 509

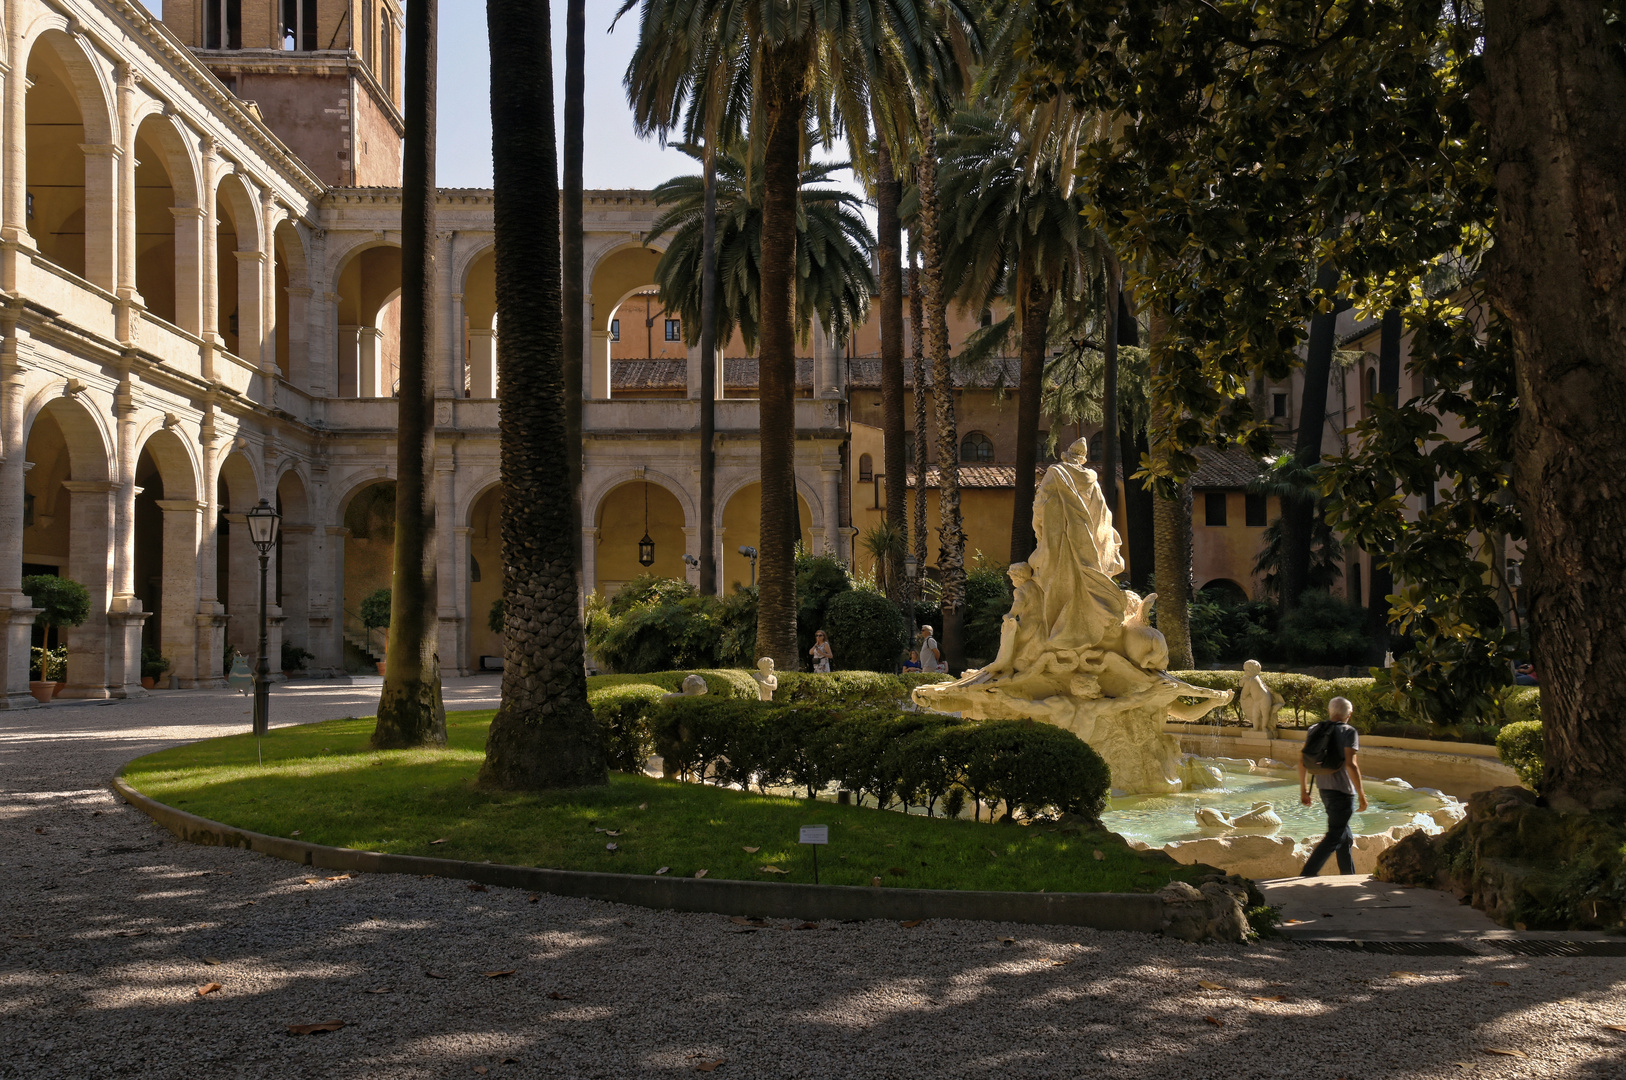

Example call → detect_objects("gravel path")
3 680 1623 1079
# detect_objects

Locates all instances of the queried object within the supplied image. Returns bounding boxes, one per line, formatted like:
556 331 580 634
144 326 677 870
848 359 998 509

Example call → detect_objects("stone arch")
715 477 818 595
133 113 202 327
465 480 504 670
461 247 497 397
132 426 203 683
1198 577 1250 605
713 470 824 533
214 449 265 662
272 219 311 383
586 240 667 399
274 467 314 672
24 29 116 284
332 467 396 526
20 25 115 144
591 477 690 597
584 467 695 532
213 172 264 359
452 469 503 529
334 241 403 397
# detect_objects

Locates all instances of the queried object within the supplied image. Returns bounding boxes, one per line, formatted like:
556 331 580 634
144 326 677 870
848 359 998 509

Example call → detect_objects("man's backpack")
1301 720 1349 776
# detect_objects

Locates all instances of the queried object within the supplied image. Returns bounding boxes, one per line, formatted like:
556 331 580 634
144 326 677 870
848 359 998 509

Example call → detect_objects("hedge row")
653 697 1111 821
1169 670 1540 742
1496 720 1543 791
586 669 951 708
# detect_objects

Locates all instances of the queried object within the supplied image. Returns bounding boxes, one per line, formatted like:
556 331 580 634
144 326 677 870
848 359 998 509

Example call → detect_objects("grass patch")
122 711 1202 894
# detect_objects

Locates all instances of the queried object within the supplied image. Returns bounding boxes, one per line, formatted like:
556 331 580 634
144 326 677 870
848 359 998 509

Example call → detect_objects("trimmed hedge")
1497 720 1543 790
588 683 666 773
652 696 1111 822
587 669 950 708
822 588 908 671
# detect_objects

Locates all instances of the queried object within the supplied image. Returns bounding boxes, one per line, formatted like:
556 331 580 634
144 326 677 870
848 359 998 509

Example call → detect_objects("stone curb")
110 774 1168 934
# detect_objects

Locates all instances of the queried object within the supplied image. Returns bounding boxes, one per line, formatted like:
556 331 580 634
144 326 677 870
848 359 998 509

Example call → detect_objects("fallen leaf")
430 838 447 845
900 920 924 929
694 869 708 879
1199 980 1227 991
759 865 788 874
325 874 351 882
203 957 222 966
742 846 760 853
286 1020 345 1036
528 893 540 903
606 830 621 837
546 992 570 1000
1093 850 1105 861
638 803 648 810
482 969 517 978
474 1068 488 1076
655 867 670 875
425 971 448 979
1050 960 1072 967
34 828 43 834
1603 1024 1626 1033
606 843 619 852
196 982 222 997
1489 981 1510 987
594 827 607 833
694 1060 724 1073
303 878 319 885
1251 995 1286 1002
623 920 635 927
1204 1016 1223 1027
998 937 1016 946
365 987 393 994
468 883 488 892
1483 1049 1526 1059
290 830 302 836
984 847 999 859
871 876 883 887
1390 971 1418 978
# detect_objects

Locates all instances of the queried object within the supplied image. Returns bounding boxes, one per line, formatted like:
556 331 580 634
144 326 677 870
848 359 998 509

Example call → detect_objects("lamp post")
738 545 757 588
245 498 281 739
903 552 919 649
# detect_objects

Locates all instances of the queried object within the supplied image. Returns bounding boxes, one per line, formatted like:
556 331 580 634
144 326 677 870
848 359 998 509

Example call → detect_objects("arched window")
903 431 916 463
1365 367 1378 401
858 454 874 482
960 431 994 464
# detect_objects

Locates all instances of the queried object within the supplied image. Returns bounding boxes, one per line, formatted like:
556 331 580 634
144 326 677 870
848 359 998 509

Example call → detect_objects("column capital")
79 142 121 159
233 249 267 265
170 206 207 222
155 499 204 513
60 480 116 494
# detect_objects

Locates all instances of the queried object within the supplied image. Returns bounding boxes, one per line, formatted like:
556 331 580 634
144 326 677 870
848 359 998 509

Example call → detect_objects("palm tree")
372 0 446 748
615 0 979 670
875 128 909 605
479 0 607 790
562 0 586 586
934 108 1101 564
1148 308 1194 668
909 245 929 592
645 149 876 354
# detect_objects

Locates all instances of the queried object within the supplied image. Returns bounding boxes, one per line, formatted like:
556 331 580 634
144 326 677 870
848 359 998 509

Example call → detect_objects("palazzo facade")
0 0 851 706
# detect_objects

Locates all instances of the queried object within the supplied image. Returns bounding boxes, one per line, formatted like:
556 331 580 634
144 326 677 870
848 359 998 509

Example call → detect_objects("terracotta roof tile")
1190 445 1270 490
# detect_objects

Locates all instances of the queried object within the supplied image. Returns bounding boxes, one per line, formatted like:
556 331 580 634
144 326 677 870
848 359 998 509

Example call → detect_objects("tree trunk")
1367 305 1402 661
1121 426 1156 591
1101 255 1121 544
917 110 965 672
1148 307 1192 668
562 0 585 590
910 250 928 590
875 132 907 604
372 0 445 748
1279 261 1343 614
1009 273 1051 563
752 41 809 670
698 147 719 596
479 0 605 790
1483 0 1626 811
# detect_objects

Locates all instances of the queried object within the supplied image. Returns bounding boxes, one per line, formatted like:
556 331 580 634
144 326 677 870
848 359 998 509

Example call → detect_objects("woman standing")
809 630 834 673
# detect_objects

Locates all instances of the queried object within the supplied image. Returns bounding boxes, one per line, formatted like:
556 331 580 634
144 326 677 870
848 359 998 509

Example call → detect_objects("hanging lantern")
638 482 655 566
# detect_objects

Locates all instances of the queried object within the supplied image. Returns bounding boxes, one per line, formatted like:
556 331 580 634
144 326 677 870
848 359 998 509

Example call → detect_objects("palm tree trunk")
875 132 907 604
910 248 928 591
1147 307 1193 669
753 40 810 670
1101 255 1121 542
479 0 605 790
917 110 965 672
698 147 719 595
1280 261 1343 614
372 0 445 748
562 0 585 589
1009 273 1051 563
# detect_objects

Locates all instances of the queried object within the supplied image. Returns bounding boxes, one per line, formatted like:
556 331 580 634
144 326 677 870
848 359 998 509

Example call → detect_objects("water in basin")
1101 759 1449 848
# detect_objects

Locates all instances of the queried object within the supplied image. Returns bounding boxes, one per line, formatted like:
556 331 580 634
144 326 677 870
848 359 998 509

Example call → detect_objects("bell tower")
162 0 405 187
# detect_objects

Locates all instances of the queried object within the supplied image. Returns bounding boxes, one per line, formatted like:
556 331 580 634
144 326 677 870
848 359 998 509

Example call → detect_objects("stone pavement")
3 680 1624 1078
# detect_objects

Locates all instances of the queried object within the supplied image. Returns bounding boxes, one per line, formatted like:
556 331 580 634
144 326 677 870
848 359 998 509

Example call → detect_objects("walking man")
917 625 940 674
1298 696 1367 876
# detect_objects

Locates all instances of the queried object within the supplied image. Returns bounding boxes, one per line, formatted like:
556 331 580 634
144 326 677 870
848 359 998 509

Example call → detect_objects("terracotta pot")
29 681 54 703
141 676 156 690
54 681 66 695
376 661 386 676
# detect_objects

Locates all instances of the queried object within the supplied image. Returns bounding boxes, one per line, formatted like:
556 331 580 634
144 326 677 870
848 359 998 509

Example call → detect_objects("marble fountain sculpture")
912 440 1464 878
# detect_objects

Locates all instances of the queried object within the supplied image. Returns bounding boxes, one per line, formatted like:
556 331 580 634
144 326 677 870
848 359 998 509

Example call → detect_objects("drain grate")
1482 940 1626 957
1293 940 1481 956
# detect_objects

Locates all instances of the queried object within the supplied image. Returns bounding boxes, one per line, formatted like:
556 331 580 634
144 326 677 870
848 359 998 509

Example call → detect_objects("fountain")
913 440 1465 877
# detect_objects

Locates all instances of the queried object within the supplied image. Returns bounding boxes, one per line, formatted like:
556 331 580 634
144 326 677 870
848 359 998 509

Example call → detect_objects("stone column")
435 459 461 674
2 22 31 252
822 466 843 560
683 525 700 587
358 326 383 397
81 143 120 292
321 525 348 674
448 291 466 396
435 232 457 398
234 248 266 367
451 524 473 674
336 323 361 398
156 499 203 685
581 525 600 600
59 480 115 699
590 328 611 399
107 378 144 695
193 413 226 686
467 328 496 398
198 139 220 382
278 523 314 667
285 285 312 386
0 341 39 707
170 207 206 336
113 64 142 344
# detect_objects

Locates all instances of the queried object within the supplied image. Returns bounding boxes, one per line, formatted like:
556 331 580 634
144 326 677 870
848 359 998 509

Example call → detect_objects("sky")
143 2 861 200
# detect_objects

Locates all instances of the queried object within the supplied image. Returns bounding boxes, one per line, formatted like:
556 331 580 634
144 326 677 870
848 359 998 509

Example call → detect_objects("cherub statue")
662 673 709 701
752 657 778 702
1239 659 1283 737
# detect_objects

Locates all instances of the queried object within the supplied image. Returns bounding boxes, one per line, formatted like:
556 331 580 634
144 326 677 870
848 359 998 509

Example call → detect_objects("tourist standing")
1298 696 1368 876
917 625 940 673
809 630 833 673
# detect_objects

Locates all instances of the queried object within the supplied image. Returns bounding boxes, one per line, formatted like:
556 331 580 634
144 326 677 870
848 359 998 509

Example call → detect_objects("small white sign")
799 825 829 846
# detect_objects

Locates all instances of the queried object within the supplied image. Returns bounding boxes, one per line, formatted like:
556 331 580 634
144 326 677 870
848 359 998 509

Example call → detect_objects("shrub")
23 574 91 642
587 579 762 673
589 669 759 699
962 562 1013 663
822 589 907 672
947 720 1112 821
488 598 504 634
1497 720 1543 790
607 574 697 616
1264 672 1323 727
1275 591 1368 665
796 552 854 667
1169 669 1244 724
31 644 66 682
1320 677 1407 729
587 683 667 773
1489 685 1541 727
280 641 313 672
360 587 392 630
142 647 172 680
1189 595 1278 665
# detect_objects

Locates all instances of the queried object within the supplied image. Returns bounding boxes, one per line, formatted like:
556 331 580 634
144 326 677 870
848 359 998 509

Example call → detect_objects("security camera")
738 545 757 559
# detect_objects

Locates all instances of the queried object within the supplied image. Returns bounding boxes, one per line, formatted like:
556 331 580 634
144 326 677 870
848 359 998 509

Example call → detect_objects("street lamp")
738 545 758 588
245 498 281 739
903 552 920 645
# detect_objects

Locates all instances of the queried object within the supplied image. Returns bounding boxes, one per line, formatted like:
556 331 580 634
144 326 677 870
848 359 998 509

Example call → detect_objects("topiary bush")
1497 720 1543 791
821 589 907 672
962 561 1013 663
795 552 853 667
587 683 667 773
360 587 392 630
23 574 91 645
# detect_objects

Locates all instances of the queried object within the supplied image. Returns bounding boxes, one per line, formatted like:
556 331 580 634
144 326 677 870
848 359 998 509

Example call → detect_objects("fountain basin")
1103 758 1466 879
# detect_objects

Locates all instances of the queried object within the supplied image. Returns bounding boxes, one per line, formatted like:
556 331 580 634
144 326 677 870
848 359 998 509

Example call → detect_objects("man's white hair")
1328 696 1353 719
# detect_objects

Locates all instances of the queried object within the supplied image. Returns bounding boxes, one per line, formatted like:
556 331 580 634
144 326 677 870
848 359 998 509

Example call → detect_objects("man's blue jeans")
1301 788 1356 876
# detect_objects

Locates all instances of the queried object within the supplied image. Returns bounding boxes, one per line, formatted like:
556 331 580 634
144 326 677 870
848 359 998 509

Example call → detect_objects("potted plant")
281 640 314 676
360 587 391 675
22 575 90 701
141 647 170 690
29 645 65 702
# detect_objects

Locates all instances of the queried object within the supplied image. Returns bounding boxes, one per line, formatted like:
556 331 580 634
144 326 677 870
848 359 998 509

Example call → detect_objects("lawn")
121 711 1207 894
